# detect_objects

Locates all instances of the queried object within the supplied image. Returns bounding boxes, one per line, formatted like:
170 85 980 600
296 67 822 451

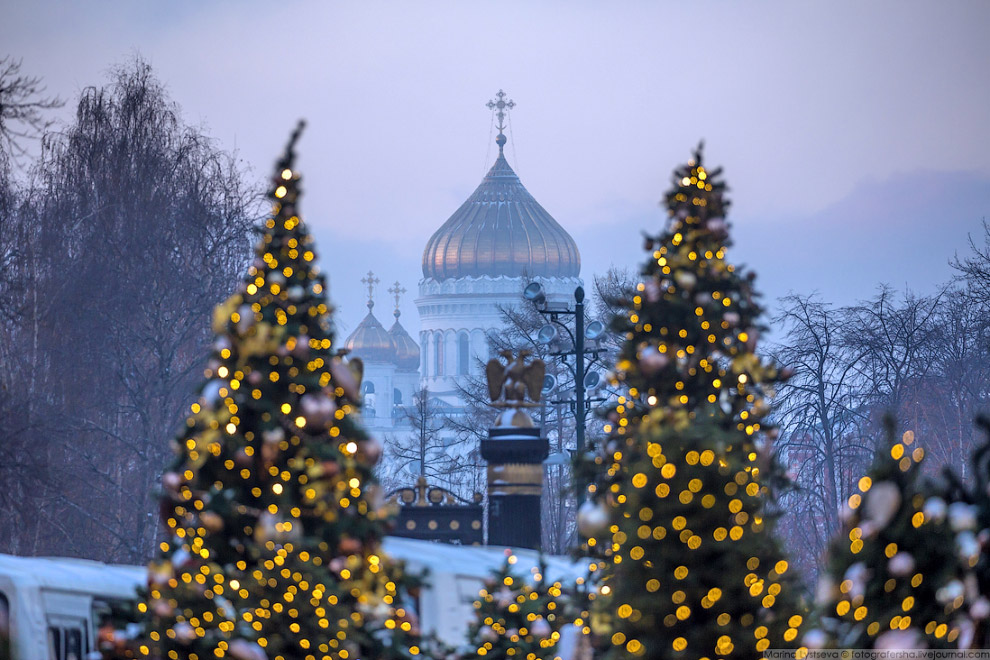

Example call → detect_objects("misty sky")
3 1 989 335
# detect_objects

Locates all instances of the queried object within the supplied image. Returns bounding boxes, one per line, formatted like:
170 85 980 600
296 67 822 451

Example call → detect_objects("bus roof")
0 538 587 599
0 553 143 600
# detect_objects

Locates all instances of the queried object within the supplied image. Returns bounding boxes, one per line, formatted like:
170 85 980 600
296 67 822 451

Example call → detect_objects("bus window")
48 626 61 660
0 592 10 659
45 619 89 660
65 626 82 660
93 597 141 657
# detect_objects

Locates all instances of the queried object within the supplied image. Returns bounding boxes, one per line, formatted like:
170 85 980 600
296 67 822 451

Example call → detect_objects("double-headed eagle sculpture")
485 349 545 408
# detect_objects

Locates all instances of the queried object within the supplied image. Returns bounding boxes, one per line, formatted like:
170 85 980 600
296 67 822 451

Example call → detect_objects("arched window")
472 329 488 363
362 381 376 417
421 332 429 373
457 332 470 376
392 388 403 419
434 333 444 377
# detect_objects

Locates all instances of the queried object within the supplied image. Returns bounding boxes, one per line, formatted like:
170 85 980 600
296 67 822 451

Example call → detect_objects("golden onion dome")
343 302 397 363
422 132 580 281
388 313 421 370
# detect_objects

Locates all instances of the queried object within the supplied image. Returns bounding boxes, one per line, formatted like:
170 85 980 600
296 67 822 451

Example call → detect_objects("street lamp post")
523 282 606 459
574 287 586 456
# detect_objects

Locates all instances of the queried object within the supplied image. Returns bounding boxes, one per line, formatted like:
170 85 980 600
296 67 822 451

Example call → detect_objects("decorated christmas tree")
923 416 990 650
140 124 422 660
808 425 972 650
558 568 598 660
465 551 564 660
576 145 803 659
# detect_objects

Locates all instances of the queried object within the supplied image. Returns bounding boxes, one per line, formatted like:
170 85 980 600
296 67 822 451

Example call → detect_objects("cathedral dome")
388 314 421 371
343 303 397 363
422 134 580 281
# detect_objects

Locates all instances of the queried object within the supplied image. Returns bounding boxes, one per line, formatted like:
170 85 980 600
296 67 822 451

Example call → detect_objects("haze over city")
7 3 990 657
3 0 989 332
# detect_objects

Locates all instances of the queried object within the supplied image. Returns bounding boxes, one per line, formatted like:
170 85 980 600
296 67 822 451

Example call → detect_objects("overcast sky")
3 1 989 334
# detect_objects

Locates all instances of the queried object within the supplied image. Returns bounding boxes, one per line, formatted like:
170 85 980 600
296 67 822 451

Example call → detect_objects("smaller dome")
344 303 397 363
388 314 421 370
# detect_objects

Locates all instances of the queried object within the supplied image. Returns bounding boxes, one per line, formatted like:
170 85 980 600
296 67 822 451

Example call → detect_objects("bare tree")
952 219 990 293
845 285 943 418
383 387 466 489
0 57 258 562
769 281 989 581
912 287 990 477
769 294 872 579
0 57 62 162
0 141 22 321
591 265 635 354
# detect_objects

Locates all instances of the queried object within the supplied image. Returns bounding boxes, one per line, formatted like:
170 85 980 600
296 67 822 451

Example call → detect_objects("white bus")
383 537 588 649
0 553 143 660
0 538 587 659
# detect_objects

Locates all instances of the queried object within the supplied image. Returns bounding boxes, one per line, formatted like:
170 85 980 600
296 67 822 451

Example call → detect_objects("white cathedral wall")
415 274 582 408
359 360 396 423
362 359 429 446
392 368 420 409
470 328 486 374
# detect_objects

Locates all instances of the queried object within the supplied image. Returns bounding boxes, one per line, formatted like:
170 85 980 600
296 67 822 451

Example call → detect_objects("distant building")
343 275 421 439
351 92 584 547
416 91 582 413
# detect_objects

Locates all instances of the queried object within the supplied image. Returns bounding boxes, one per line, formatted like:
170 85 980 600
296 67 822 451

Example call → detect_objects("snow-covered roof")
382 536 589 584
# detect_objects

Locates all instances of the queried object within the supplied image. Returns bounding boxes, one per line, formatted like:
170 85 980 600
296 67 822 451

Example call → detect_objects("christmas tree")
924 416 990 650
141 124 422 660
576 145 803 659
465 551 564 660
809 425 971 650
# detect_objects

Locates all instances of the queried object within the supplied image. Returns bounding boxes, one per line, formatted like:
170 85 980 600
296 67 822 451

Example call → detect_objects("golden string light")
577 147 805 659
807 428 975 650
141 131 419 659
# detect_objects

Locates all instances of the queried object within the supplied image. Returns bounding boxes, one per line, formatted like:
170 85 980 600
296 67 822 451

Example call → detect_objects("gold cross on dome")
486 89 515 133
388 281 407 315
361 270 379 309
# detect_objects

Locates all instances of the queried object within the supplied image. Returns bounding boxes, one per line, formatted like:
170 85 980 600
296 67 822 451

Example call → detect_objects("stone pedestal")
480 424 548 549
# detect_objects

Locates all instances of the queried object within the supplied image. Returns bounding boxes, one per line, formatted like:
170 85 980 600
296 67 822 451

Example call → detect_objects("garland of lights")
808 424 990 650
466 551 565 660
574 145 804 660
140 124 422 660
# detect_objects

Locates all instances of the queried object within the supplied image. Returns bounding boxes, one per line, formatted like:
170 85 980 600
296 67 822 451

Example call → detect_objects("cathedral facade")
343 91 582 439
417 94 582 411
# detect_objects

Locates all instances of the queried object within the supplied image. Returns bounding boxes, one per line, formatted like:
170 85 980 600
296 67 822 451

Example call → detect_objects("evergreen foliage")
141 126 421 660
576 145 803 659
465 552 565 660
918 417 990 650
810 425 971 649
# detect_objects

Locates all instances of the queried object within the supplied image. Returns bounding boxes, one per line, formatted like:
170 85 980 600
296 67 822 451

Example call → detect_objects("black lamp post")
523 282 606 461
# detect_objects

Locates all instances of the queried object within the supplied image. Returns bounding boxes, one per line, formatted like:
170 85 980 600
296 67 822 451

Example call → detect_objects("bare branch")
0 56 63 162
